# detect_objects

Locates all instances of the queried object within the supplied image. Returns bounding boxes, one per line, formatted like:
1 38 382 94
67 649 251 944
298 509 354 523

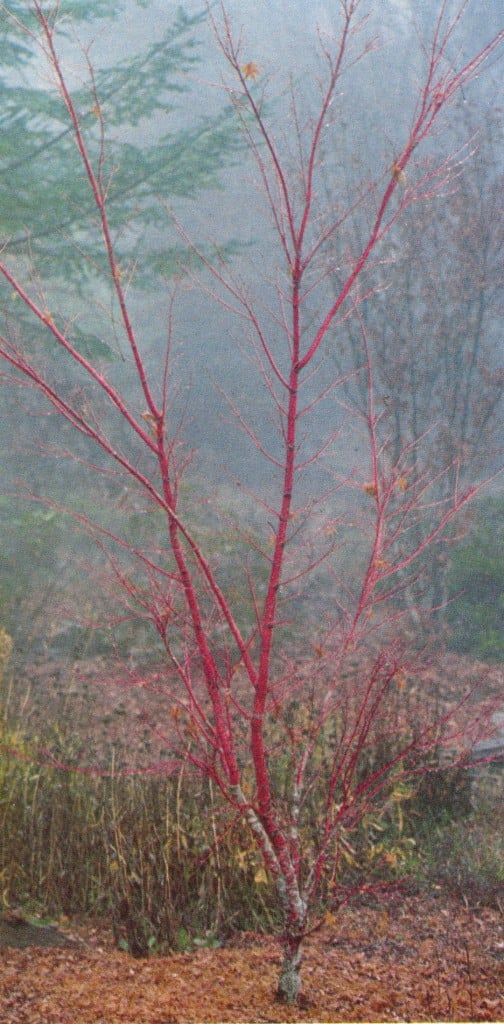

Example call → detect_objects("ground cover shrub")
3 692 501 946
0 674 410 940
409 796 504 909
0 724 283 948
407 762 473 824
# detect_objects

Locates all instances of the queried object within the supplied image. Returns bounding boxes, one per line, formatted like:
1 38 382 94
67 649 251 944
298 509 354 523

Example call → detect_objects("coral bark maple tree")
0 0 503 1006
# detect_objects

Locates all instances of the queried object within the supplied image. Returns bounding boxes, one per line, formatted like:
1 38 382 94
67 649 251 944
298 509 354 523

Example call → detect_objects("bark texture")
276 937 303 1004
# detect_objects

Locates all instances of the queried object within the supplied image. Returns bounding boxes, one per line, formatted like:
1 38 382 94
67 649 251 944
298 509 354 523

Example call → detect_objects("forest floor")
0 891 503 1023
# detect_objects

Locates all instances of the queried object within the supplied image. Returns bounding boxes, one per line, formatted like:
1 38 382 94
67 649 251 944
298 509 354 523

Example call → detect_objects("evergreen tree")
0 2 236 314
0 1 238 645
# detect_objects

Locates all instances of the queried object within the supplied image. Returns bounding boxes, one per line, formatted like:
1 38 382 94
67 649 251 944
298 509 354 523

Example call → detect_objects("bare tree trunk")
276 933 304 1005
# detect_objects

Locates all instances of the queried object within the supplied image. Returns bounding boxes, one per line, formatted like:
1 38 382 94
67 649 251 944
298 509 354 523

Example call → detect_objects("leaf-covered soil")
1 893 503 1023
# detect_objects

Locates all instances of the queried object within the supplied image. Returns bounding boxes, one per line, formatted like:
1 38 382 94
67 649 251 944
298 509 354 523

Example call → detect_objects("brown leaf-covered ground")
1 893 503 1023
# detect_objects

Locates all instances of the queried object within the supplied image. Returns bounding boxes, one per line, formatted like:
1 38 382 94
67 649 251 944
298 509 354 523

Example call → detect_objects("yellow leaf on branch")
235 849 248 871
391 162 406 183
254 867 268 884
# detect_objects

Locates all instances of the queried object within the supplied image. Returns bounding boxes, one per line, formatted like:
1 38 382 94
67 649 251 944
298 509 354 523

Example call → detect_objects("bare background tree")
324 102 503 627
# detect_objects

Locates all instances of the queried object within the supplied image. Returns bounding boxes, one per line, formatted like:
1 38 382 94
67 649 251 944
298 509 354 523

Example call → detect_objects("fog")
0 0 502 665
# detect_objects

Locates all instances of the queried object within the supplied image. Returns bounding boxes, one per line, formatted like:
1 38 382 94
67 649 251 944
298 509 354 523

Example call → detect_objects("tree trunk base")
276 943 302 1005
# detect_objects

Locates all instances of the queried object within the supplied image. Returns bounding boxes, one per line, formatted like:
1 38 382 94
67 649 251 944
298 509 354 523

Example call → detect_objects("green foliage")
408 764 473 823
410 803 504 908
446 496 504 660
0 0 239 356
0 499 68 634
0 3 119 68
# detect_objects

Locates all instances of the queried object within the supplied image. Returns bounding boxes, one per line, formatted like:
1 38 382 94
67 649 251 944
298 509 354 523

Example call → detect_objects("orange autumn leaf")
394 669 408 690
241 62 260 80
391 161 406 183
